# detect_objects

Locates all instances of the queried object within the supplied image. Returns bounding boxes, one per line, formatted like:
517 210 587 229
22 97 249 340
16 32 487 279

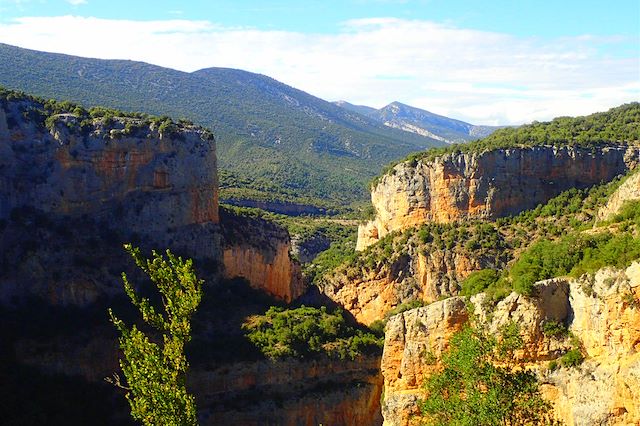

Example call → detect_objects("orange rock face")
358 145 639 250
381 297 469 426
320 248 487 324
380 265 640 426
223 242 304 303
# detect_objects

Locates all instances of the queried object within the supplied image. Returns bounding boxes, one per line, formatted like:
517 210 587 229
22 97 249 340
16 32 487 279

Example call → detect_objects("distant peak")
387 101 413 109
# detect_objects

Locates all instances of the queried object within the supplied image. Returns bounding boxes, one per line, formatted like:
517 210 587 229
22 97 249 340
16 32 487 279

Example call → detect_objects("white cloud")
0 15 637 125
66 0 87 5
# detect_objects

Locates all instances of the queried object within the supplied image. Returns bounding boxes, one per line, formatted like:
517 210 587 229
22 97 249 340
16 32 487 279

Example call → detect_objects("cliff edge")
358 144 639 250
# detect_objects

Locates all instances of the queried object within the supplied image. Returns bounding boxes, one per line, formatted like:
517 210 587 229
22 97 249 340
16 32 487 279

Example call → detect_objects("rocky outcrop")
597 170 640 221
191 356 383 426
381 264 640 426
0 95 220 306
381 297 469 424
358 145 639 249
320 245 498 324
220 208 305 302
539 264 640 426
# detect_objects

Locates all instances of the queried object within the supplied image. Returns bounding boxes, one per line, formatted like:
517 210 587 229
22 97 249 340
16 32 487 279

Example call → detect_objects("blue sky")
0 0 638 124
3 0 638 38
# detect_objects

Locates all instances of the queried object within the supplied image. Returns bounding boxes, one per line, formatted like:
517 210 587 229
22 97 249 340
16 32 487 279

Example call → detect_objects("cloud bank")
0 15 637 125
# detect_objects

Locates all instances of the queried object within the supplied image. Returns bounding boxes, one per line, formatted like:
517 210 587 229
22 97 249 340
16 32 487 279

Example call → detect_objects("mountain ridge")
0 42 446 210
334 99 502 143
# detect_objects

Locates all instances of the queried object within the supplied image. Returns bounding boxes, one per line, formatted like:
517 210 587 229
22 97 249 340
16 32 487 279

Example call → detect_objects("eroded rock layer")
381 264 640 426
220 209 305 302
359 145 639 249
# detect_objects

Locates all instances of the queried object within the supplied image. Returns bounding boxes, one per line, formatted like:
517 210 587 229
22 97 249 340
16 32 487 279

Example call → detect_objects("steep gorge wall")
220 209 305 302
191 356 383 426
358 145 639 249
0 95 306 305
381 264 640 426
0 95 224 422
0 97 220 306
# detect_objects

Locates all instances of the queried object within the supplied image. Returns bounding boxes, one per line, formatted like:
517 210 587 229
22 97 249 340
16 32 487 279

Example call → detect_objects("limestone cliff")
191 356 382 426
0 100 218 228
0 94 219 306
597 169 640 221
220 208 305 302
381 263 640 426
0 93 223 423
359 145 639 249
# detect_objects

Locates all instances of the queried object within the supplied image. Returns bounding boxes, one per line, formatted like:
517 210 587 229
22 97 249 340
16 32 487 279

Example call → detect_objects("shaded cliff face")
358 145 639 249
0 96 219 306
220 208 305 303
191 356 382 426
0 95 221 424
381 264 640 426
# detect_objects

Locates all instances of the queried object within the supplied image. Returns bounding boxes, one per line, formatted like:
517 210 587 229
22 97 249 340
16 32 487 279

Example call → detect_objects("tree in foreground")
107 244 203 426
419 322 559 426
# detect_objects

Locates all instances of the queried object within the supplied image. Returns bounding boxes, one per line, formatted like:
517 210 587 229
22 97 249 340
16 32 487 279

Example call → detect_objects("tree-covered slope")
0 43 445 210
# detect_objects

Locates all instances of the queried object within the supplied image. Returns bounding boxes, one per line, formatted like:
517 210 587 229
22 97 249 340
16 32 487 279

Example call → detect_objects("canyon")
0 92 378 425
2 87 639 426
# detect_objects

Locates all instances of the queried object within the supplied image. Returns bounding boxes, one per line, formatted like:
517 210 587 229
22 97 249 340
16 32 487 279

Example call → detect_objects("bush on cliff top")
242 305 383 360
0 86 208 140
463 231 640 299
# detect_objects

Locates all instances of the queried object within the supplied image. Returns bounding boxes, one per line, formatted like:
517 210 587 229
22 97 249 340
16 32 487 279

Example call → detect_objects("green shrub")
419 324 556 425
460 269 500 296
368 319 386 337
242 305 382 360
541 320 568 338
560 349 584 368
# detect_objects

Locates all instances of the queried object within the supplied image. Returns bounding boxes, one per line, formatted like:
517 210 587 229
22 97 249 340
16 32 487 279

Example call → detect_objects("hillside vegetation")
314 171 637 304
0 43 444 211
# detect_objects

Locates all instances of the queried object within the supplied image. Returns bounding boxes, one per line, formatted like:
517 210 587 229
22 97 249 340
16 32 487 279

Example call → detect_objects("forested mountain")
0 43 445 210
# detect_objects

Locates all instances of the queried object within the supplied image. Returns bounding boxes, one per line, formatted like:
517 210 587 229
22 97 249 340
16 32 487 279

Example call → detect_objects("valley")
0 43 639 426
